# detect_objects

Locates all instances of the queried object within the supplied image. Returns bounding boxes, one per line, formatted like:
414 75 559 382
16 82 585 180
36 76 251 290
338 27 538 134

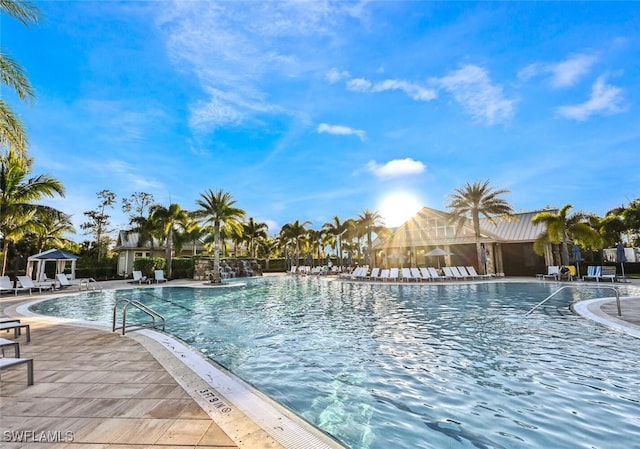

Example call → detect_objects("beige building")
114 231 207 277
372 207 553 276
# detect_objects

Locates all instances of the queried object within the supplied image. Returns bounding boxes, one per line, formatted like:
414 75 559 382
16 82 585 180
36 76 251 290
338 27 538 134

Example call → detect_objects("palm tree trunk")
166 228 173 279
212 222 222 283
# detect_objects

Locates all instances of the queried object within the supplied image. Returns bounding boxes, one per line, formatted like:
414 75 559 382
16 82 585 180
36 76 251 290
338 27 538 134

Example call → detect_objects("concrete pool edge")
9 296 346 449
572 296 640 339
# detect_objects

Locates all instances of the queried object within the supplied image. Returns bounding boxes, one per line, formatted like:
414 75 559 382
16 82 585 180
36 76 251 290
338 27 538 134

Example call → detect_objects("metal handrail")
80 277 102 291
525 285 621 317
112 298 166 335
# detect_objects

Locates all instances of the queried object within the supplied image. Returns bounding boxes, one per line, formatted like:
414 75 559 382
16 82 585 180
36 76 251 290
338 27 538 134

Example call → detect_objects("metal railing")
80 277 102 291
112 298 166 335
525 285 621 317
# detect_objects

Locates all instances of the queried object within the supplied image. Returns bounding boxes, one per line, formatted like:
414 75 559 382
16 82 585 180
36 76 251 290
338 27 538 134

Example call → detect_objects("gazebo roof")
28 248 79 261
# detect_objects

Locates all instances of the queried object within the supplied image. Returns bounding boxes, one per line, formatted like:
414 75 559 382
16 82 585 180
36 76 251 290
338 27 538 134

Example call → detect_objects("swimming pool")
31 278 640 449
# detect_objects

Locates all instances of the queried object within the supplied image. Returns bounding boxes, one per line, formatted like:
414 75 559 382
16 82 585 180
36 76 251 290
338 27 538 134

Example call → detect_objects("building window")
134 252 150 259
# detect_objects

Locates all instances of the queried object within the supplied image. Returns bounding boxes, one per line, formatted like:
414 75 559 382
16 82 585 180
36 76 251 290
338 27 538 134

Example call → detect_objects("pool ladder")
112 298 166 335
525 285 621 317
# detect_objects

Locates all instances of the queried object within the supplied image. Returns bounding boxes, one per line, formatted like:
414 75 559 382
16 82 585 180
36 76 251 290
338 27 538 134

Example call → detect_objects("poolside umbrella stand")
572 244 583 279
616 242 627 280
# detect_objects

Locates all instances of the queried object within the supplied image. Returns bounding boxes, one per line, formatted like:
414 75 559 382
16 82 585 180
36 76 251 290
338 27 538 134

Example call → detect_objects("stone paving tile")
0 318 241 448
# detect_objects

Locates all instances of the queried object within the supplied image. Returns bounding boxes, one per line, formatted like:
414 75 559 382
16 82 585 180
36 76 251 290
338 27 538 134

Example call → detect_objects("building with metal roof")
372 207 555 276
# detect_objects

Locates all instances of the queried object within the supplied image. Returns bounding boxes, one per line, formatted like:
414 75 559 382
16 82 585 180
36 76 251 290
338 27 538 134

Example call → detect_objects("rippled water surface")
32 278 640 449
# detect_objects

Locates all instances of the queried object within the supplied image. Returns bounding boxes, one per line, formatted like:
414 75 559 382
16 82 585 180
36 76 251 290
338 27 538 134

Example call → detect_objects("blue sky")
5 1 640 237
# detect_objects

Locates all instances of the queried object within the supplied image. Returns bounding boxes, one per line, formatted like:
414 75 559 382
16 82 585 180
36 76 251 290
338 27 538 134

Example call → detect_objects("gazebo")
26 249 80 282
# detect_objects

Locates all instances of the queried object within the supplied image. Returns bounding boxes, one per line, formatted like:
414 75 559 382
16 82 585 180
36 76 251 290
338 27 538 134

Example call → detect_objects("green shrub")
171 258 194 279
134 258 165 278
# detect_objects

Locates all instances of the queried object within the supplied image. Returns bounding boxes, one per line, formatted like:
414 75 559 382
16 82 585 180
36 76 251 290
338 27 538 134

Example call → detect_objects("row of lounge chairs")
130 270 168 284
0 274 99 295
342 266 492 282
539 265 627 283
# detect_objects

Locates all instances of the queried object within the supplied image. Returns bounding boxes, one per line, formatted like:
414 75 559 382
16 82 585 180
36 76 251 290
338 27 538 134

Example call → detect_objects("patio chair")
0 276 30 295
130 271 148 285
154 270 168 283
543 266 560 280
56 273 82 289
428 267 449 281
17 276 51 294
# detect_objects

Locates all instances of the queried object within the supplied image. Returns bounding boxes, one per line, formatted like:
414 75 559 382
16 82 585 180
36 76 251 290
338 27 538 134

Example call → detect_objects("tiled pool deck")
1 276 639 447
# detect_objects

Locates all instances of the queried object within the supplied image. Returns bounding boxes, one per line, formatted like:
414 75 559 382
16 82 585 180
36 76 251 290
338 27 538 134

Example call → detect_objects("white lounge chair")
367 267 380 281
380 269 390 281
428 267 449 281
543 266 560 280
466 266 491 279
443 266 465 280
0 276 30 295
401 268 415 282
388 268 399 282
56 273 82 289
130 271 148 285
419 267 433 281
410 267 425 282
17 276 52 293
154 270 168 283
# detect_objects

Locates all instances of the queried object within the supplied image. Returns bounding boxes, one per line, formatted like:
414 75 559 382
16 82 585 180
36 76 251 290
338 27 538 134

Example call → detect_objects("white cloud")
346 77 437 101
556 75 626 121
519 53 598 88
434 64 516 125
317 123 366 141
157 2 368 133
325 68 350 84
365 158 426 179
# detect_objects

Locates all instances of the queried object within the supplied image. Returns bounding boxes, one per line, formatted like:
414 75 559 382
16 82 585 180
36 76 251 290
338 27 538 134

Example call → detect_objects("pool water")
32 278 640 449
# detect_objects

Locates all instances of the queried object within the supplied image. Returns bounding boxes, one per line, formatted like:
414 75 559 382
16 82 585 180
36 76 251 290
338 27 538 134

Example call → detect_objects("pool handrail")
525 285 621 317
112 298 166 335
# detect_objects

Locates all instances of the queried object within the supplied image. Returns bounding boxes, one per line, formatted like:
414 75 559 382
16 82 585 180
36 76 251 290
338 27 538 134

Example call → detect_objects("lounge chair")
0 322 31 342
443 266 465 280
456 266 472 279
0 276 30 295
380 269 390 281
56 273 82 289
401 268 414 282
367 267 380 281
17 276 51 294
0 337 20 357
388 268 399 282
0 357 34 385
466 266 491 279
543 266 560 280
410 267 426 282
583 266 601 282
428 267 449 281
154 270 168 283
130 271 149 285
419 267 433 281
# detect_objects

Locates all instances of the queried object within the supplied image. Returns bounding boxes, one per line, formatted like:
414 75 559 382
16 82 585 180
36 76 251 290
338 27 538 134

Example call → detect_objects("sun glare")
378 192 423 227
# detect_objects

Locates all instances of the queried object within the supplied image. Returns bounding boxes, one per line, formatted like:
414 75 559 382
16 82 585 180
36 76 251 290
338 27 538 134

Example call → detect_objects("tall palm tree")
243 217 268 258
1 0 40 156
150 203 190 279
0 150 64 274
533 204 602 265
279 219 311 267
446 180 513 274
357 209 384 265
322 216 351 269
194 189 245 284
307 228 324 260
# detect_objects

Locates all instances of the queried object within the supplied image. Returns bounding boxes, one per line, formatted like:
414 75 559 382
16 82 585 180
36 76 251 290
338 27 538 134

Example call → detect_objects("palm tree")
279 220 311 267
256 236 278 271
322 216 351 269
194 189 245 284
0 150 64 274
446 180 513 274
243 217 268 258
307 228 324 261
1 0 40 155
533 204 602 265
32 209 76 252
357 209 384 265
150 203 190 279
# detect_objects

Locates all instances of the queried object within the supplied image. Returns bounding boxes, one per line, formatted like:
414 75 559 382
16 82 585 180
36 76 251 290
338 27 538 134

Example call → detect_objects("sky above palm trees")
6 1 639 234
